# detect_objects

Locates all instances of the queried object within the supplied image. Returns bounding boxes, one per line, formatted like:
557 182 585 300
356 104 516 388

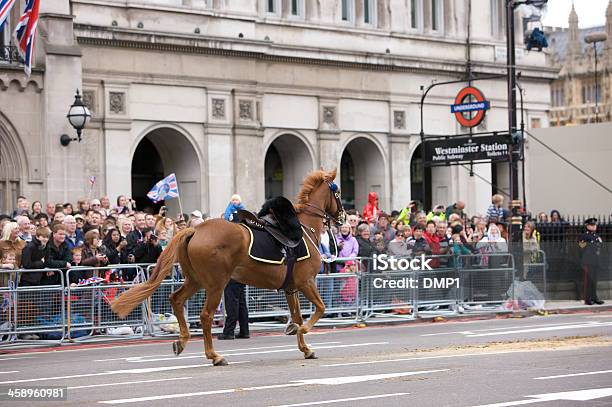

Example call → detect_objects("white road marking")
534 370 612 380
0 356 36 361
68 377 192 390
0 361 248 384
268 392 411 407
0 371 19 374
420 321 597 337
125 342 387 363
99 369 448 404
466 322 612 337
323 350 523 367
470 387 612 407
94 341 341 362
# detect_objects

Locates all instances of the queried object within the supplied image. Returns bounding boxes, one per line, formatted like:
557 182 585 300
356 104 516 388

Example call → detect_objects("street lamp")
61 89 91 146
584 32 608 123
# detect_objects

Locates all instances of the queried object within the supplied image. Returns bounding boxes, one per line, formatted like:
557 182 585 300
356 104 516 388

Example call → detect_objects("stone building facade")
0 0 554 217
548 2 612 126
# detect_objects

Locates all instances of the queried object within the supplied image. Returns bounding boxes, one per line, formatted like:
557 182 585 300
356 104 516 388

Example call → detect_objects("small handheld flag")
89 176 96 186
147 173 179 203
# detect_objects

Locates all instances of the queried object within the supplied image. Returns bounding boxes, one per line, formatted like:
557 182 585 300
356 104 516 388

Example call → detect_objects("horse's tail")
112 227 196 318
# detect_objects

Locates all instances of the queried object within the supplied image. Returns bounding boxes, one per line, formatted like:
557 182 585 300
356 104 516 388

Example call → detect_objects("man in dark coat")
20 227 51 286
134 228 163 264
43 224 72 285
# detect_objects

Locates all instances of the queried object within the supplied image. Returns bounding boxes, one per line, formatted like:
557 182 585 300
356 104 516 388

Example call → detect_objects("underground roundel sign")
451 86 490 128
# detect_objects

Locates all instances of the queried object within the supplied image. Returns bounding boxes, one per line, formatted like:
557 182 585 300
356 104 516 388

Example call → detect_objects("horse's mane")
294 169 336 211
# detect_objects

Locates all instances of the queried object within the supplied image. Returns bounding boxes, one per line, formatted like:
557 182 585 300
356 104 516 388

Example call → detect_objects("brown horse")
112 169 345 366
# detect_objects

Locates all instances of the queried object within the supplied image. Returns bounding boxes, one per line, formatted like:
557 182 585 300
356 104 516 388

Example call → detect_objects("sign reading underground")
451 86 490 128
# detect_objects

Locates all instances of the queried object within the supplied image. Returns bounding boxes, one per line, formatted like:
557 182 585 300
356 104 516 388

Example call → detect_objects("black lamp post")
61 89 91 146
584 32 608 123
505 0 547 278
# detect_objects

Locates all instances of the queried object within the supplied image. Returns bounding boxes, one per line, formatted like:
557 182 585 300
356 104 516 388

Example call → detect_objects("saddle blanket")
240 224 310 264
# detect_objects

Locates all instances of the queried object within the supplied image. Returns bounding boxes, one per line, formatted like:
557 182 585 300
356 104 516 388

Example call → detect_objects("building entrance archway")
131 127 201 216
340 137 385 212
264 134 313 200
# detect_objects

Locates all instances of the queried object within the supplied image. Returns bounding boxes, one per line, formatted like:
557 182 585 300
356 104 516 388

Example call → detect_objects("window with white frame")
364 0 376 25
490 0 505 38
266 0 279 14
289 0 304 18
341 0 354 22
410 0 422 30
430 0 443 32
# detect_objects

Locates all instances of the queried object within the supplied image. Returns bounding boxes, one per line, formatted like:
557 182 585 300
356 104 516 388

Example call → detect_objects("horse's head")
322 169 346 226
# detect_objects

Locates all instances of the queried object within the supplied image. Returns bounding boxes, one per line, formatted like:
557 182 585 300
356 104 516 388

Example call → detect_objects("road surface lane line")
323 350 526 367
420 321 603 336
98 369 448 404
0 371 19 374
0 361 248 384
126 342 388 363
470 387 612 407
466 322 612 337
268 392 411 407
534 370 612 380
68 377 192 390
94 341 341 362
0 356 36 361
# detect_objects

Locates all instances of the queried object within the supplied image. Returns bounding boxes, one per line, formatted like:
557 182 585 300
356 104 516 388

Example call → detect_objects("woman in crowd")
31 201 43 217
76 199 90 215
537 212 548 223
103 228 127 265
118 217 133 240
336 223 359 261
0 221 26 270
81 229 109 269
522 221 541 280
156 217 177 241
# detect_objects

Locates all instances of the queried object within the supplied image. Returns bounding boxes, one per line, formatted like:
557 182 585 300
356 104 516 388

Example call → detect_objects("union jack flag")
147 173 180 203
14 0 40 77
89 176 96 186
0 0 16 31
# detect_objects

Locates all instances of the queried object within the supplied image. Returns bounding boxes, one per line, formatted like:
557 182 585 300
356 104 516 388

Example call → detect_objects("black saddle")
238 197 306 290
238 196 303 248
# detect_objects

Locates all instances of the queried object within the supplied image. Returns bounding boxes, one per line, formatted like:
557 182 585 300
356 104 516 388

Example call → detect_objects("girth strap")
280 246 297 290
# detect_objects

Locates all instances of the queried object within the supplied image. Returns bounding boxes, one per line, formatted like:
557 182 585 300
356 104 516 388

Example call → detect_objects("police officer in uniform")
218 194 250 340
217 279 250 339
579 218 604 305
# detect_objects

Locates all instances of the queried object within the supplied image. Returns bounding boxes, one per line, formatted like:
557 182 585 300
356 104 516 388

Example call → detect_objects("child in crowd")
0 250 16 287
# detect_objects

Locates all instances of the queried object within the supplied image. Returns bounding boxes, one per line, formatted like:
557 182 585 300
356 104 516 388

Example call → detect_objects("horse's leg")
201 288 227 366
298 278 325 336
170 278 199 356
284 291 312 358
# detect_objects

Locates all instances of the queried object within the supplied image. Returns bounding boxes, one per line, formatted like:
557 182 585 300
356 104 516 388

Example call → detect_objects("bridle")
299 181 346 227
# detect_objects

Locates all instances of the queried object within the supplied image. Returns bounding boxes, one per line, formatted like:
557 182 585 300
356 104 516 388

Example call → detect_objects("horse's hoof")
172 341 184 356
304 351 317 360
213 357 228 366
284 323 299 336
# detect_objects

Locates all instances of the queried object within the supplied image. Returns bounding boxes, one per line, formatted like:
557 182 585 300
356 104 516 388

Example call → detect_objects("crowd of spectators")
0 190 567 288
0 195 208 287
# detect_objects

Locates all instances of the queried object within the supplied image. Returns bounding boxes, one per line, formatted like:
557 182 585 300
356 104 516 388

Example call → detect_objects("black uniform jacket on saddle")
238 197 311 290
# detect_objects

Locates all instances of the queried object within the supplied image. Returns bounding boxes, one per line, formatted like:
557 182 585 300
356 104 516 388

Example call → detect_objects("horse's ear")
328 168 337 181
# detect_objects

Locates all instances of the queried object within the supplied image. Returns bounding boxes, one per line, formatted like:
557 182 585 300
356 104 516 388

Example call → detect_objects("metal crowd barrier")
0 269 65 347
64 264 147 341
0 250 552 347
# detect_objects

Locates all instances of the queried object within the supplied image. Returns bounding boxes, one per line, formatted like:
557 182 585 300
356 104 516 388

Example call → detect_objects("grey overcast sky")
542 0 610 28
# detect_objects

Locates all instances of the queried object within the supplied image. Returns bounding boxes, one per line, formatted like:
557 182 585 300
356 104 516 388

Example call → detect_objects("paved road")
1 312 612 406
